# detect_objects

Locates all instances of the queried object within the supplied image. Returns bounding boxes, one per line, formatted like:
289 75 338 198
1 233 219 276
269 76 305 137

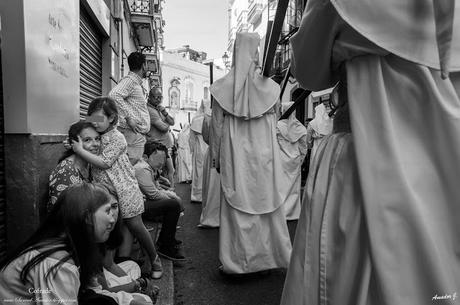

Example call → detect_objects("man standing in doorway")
109 51 150 165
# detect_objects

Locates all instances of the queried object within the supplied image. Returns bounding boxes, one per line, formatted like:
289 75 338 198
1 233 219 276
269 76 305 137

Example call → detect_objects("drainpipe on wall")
119 20 124 78
113 11 124 79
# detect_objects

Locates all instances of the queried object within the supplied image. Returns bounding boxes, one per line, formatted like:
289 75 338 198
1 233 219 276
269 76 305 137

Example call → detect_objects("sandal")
148 285 160 304
137 277 160 304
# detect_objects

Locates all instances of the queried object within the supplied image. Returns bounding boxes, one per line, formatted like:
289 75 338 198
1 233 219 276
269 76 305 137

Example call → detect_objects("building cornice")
162 62 210 78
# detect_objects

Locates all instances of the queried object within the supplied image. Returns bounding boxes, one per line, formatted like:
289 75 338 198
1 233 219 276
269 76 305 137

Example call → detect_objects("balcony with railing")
126 0 156 47
129 0 154 14
181 101 198 112
248 0 264 24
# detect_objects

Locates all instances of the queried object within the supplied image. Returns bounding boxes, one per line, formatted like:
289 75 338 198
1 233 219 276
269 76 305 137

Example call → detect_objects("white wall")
1 0 80 134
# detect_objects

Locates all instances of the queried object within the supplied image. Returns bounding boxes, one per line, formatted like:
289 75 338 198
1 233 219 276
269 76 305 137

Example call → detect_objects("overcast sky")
162 0 229 60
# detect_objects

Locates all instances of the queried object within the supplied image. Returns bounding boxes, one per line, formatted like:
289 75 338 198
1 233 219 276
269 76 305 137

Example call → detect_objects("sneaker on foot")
157 245 186 262
150 255 163 279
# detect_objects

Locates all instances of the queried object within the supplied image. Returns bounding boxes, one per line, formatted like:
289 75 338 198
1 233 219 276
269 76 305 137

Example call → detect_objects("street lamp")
222 52 230 71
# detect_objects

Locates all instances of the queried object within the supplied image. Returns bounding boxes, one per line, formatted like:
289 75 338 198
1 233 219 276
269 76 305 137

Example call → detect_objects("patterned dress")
49 158 89 209
92 128 144 218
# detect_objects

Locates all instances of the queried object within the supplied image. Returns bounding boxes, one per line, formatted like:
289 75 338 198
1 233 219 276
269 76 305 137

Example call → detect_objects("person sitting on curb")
0 183 119 305
90 183 160 305
134 141 185 262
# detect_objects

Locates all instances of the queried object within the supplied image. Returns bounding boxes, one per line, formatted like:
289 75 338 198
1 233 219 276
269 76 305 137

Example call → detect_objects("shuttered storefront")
0 44 6 261
80 6 103 118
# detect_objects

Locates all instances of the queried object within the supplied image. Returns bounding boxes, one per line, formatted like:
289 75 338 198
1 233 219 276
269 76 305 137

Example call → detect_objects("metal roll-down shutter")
0 42 7 260
80 6 103 118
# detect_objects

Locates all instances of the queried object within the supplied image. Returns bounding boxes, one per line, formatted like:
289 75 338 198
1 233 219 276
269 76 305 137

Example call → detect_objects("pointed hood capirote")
210 32 280 119
309 103 333 136
278 102 308 143
190 100 207 133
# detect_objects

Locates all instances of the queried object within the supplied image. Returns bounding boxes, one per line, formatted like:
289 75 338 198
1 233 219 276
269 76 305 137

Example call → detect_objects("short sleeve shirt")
49 158 89 208
109 72 150 134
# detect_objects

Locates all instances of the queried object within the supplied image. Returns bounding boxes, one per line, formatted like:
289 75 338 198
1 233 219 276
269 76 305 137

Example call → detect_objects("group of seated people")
0 98 185 304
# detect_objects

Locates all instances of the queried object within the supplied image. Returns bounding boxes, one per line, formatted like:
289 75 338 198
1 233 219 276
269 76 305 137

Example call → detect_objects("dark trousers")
143 198 181 248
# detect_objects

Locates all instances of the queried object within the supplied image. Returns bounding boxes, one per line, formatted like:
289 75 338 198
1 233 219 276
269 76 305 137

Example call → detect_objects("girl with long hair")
91 183 160 305
0 182 117 304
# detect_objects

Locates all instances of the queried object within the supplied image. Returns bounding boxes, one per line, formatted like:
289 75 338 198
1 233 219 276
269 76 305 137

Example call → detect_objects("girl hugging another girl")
71 97 162 280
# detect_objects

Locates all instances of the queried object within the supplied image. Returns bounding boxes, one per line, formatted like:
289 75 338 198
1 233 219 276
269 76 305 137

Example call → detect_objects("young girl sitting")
90 183 159 305
0 182 119 305
71 97 162 279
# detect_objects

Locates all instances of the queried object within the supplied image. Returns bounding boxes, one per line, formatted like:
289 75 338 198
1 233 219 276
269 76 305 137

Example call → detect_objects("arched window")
186 81 194 103
168 77 181 110
170 90 180 110
184 76 194 109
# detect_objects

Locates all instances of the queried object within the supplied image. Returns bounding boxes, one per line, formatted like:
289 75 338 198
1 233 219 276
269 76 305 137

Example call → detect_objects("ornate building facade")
160 50 224 133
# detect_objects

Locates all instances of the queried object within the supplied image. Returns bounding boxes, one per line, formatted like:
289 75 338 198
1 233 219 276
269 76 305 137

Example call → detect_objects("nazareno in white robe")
307 103 333 161
176 124 192 183
199 113 221 228
276 108 308 221
210 32 292 274
281 0 460 304
189 113 208 202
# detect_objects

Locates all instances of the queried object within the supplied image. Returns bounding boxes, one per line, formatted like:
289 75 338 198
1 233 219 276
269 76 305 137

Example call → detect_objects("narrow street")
173 183 297 305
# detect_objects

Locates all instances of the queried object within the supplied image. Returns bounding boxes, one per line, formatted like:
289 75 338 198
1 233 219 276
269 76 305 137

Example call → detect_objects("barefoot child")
72 97 163 279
